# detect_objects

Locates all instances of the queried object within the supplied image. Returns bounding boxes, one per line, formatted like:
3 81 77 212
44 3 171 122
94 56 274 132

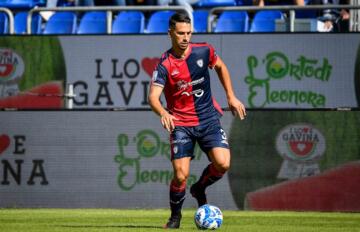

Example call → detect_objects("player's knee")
174 173 188 184
215 162 230 173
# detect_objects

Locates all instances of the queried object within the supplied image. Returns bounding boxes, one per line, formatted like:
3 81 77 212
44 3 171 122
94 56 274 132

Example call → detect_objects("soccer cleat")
163 213 182 229
190 184 207 207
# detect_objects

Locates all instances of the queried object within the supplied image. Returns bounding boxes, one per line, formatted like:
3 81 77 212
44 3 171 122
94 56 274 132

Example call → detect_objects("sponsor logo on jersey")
171 69 180 76
176 77 205 98
171 139 191 144
181 89 204 97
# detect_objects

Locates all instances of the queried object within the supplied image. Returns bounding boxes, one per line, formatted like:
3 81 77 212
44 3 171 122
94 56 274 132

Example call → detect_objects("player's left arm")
148 84 178 132
214 56 246 120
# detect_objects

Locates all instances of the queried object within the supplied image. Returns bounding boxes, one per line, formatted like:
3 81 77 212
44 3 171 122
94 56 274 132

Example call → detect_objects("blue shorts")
170 119 229 160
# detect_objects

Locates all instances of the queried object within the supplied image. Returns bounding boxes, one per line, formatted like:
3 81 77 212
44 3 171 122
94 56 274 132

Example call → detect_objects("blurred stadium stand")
14 11 42 34
77 11 107 34
43 11 77 34
249 10 283 32
0 11 9 33
0 0 45 9
112 10 145 33
214 10 249 32
0 1 359 34
146 10 174 33
193 9 209 32
194 0 236 7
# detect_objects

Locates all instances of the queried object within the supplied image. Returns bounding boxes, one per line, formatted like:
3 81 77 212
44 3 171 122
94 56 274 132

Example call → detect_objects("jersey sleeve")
151 63 168 87
208 43 218 69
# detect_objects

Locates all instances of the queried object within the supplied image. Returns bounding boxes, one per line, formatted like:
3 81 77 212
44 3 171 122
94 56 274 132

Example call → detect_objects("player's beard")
179 42 189 51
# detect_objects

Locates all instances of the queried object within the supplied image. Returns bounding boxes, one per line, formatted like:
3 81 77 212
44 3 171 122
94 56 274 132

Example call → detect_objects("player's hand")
160 112 178 132
228 97 246 120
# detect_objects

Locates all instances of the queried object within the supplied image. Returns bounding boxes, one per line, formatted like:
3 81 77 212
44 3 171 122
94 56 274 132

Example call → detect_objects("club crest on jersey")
197 59 203 68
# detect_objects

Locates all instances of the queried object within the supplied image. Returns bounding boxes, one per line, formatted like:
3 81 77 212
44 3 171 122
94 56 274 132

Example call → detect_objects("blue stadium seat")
295 8 317 19
57 0 75 6
296 0 317 18
0 0 45 9
195 0 236 7
250 10 283 32
295 10 317 19
14 11 42 34
0 12 8 34
77 11 107 34
193 10 208 33
235 0 253 5
214 11 249 33
43 12 77 34
147 11 175 34
112 11 145 34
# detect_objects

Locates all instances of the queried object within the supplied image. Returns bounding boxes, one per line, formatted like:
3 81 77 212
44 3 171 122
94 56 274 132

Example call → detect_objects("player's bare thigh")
172 156 192 183
208 147 231 173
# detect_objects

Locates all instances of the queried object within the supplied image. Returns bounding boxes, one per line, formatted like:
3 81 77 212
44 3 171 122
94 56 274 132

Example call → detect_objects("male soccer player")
148 12 246 229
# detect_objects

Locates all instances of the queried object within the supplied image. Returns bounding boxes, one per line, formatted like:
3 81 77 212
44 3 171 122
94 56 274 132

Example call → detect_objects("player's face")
169 22 192 52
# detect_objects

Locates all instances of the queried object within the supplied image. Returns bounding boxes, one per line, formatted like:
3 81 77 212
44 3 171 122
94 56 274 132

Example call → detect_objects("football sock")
196 163 225 191
169 179 186 217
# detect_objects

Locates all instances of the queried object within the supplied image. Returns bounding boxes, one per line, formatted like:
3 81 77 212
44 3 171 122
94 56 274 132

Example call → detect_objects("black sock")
196 163 225 191
169 179 186 217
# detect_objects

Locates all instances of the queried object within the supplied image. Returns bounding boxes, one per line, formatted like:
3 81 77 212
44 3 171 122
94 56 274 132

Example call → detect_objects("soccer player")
148 12 246 229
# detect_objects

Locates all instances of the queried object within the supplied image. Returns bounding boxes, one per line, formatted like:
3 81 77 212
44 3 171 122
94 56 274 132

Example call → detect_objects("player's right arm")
148 84 177 133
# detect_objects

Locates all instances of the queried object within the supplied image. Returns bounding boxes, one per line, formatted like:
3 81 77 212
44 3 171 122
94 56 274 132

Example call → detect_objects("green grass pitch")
0 209 359 232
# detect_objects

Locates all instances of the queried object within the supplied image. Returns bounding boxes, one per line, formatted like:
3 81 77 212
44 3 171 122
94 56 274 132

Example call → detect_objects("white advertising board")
59 34 360 109
0 111 237 209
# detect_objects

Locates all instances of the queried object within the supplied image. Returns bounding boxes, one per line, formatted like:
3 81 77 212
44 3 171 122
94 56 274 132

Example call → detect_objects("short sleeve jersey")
151 43 223 126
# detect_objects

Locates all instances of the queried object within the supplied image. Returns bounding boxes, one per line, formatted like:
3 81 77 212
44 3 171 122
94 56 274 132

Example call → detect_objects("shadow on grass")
58 225 163 229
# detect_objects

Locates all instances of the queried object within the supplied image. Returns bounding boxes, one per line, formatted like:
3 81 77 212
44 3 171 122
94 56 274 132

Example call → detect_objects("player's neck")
171 46 190 59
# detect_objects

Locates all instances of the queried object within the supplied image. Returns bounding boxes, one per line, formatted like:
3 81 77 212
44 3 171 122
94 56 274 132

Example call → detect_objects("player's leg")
191 148 230 207
165 126 195 229
190 120 230 207
164 156 191 229
208 147 231 173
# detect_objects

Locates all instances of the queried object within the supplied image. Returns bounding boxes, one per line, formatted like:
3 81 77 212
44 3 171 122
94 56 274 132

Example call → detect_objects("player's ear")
168 29 172 38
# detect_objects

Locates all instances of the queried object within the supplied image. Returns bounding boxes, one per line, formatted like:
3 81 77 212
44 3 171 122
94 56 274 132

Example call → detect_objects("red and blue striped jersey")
151 43 223 126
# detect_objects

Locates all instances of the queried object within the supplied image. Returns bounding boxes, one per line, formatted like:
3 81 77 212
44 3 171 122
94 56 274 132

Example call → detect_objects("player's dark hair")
169 12 191 29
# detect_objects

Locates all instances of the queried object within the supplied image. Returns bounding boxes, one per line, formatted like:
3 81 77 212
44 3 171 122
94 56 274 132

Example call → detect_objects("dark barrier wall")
0 110 359 211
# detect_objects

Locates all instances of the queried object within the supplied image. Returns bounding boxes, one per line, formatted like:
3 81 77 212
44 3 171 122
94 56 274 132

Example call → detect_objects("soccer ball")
194 204 223 230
